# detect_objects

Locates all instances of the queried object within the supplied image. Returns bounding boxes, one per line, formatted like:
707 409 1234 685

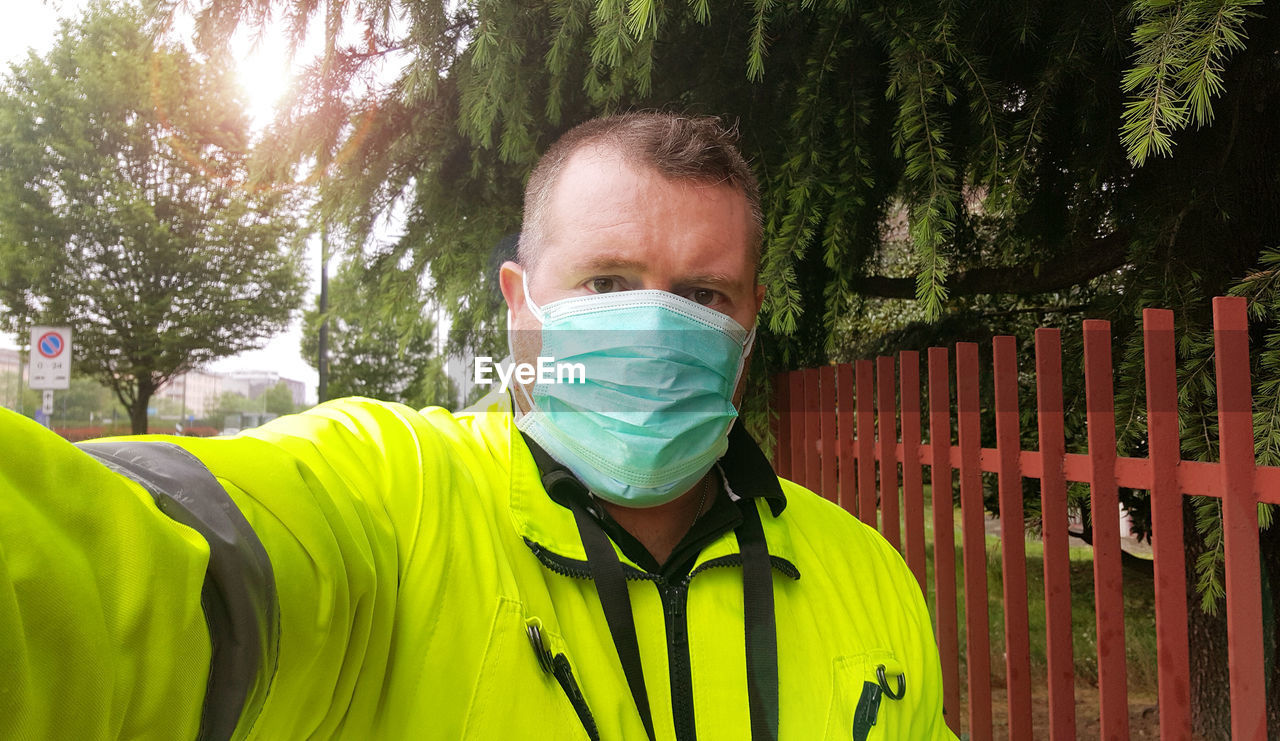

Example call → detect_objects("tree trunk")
1186 498 1232 740
128 399 148 434
1260 525 1280 738
129 383 153 435
1185 508 1280 737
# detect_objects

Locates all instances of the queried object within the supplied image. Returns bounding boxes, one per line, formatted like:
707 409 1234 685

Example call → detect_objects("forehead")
537 148 755 280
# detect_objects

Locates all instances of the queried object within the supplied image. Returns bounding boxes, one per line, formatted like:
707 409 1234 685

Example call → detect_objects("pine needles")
1121 0 1260 166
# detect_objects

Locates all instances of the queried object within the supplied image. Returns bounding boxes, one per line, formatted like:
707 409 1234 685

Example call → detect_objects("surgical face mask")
512 271 756 508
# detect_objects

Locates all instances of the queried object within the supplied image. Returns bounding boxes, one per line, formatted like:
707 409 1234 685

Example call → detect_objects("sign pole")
16 347 24 416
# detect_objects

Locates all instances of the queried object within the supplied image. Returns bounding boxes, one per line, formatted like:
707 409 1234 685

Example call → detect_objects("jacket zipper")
552 653 601 741
659 555 802 741
525 539 801 584
661 579 695 741
526 538 657 582
688 553 801 581
851 681 883 740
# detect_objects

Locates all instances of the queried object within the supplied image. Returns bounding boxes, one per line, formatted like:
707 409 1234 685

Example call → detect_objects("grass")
889 490 1160 698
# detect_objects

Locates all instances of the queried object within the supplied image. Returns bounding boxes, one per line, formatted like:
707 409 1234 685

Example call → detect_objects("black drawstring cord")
738 499 780 741
573 504 659 741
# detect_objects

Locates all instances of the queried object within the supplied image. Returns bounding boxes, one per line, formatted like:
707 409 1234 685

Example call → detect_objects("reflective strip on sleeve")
77 441 278 741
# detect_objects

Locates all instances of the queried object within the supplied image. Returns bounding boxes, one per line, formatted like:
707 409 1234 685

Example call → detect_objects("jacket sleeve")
0 409 212 739
0 398 462 740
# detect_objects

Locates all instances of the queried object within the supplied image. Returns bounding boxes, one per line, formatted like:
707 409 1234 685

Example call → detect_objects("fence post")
956 342 992 740
1083 319 1130 740
1035 328 1076 740
837 364 856 516
900 351 927 591
927 347 961 733
820 366 838 502
993 336 1032 739
804 368 822 493
878 356 900 549
856 360 876 528
1143 309 1192 740
1213 296 1266 739
788 372 804 485
771 375 787 476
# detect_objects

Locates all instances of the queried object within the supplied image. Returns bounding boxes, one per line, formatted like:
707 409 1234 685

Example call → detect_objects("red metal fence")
770 296 1273 740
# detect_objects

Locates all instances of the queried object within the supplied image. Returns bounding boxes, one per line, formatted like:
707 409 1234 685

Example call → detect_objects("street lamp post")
318 220 329 404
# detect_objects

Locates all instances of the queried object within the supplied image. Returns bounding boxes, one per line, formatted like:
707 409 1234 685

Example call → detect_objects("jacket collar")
475 390 795 572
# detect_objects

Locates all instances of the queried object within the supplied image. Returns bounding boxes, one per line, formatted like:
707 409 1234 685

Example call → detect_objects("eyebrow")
676 272 740 289
572 255 649 274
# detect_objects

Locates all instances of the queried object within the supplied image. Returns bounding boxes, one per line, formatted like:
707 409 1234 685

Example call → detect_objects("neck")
601 472 715 565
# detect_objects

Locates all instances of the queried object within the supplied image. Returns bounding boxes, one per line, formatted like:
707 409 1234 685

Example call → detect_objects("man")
0 113 954 739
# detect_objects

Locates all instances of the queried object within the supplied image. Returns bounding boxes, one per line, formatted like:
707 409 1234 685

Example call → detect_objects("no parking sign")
29 326 72 390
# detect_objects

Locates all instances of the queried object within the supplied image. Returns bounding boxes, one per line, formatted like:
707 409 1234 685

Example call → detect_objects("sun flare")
233 33 295 130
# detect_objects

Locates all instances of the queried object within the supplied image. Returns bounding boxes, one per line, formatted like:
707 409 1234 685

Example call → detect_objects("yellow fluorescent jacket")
0 392 957 740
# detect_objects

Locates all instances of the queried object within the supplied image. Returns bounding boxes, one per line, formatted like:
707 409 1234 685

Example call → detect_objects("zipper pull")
851 681 883 741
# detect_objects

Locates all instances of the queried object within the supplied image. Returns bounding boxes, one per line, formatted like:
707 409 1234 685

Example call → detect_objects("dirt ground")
972 515 1164 739
954 684 1162 740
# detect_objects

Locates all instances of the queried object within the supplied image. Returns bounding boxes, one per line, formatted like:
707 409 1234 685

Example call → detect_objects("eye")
588 277 620 293
688 288 721 306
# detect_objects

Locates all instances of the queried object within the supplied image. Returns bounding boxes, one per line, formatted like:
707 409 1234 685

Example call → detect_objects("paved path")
983 513 1153 558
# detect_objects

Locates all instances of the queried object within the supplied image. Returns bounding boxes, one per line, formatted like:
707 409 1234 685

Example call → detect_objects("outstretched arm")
0 398 456 739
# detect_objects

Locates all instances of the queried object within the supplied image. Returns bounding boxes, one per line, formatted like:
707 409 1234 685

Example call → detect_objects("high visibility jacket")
0 392 956 740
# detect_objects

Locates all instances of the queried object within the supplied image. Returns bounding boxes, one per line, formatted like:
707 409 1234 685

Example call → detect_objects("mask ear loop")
510 267 546 421
521 269 548 324
512 377 538 421
722 325 758 438
730 325 757 392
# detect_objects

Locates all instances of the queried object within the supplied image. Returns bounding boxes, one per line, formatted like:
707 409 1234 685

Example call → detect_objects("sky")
3 0 324 402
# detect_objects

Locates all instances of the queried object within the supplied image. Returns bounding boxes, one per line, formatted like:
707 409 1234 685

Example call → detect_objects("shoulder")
768 478 927 620
244 394 508 461
774 479 906 570
161 395 514 500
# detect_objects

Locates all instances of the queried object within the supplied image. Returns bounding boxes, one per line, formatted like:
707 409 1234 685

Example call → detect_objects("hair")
517 112 762 275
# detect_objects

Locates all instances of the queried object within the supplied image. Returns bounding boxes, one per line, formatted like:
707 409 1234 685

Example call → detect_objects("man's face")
499 147 765 406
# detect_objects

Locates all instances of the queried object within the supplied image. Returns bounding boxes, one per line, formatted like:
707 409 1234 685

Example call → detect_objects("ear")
731 283 768 410
499 261 527 319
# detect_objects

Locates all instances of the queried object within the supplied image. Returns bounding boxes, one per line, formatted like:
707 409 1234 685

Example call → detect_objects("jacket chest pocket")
823 650 908 741
461 598 596 740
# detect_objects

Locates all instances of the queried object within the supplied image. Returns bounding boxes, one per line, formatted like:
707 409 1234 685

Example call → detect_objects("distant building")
155 369 306 419
0 348 20 378
224 371 306 408
153 369 227 419
0 348 25 411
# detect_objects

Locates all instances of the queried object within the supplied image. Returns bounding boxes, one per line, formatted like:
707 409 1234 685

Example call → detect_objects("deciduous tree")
0 1 305 433
261 380 297 415
301 256 456 410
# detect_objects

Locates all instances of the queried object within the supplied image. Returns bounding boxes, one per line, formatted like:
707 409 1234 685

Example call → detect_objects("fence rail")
769 296 1270 740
